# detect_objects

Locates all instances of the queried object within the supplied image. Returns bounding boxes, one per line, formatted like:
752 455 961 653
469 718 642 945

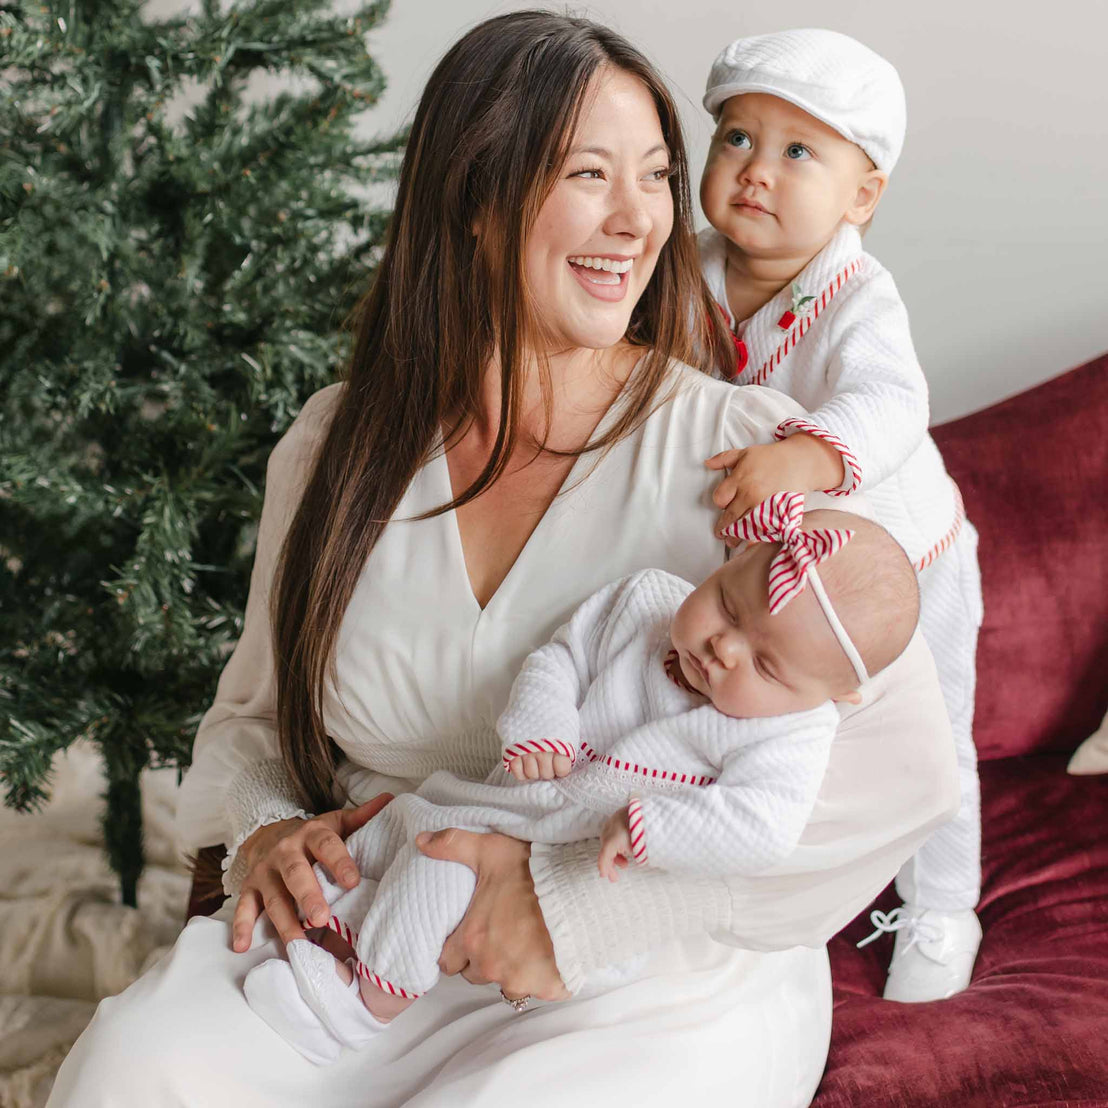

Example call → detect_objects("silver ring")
499 989 532 1012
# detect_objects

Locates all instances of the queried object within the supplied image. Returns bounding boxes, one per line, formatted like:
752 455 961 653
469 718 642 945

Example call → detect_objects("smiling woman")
47 11 957 1108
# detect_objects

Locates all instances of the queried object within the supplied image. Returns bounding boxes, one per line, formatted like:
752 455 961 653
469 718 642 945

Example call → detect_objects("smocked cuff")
222 758 313 896
775 417 861 495
529 839 734 995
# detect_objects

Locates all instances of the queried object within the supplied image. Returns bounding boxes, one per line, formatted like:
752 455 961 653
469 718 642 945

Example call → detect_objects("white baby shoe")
287 940 389 1049
244 942 389 1065
859 904 982 1003
244 957 342 1065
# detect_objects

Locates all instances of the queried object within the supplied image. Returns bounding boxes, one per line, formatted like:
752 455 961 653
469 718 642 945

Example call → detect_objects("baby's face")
700 93 883 262
670 544 850 718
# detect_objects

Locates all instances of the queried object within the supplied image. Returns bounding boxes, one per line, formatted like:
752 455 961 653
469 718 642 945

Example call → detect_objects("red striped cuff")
502 738 577 773
328 915 423 999
775 417 862 494
356 963 422 1000
627 796 648 865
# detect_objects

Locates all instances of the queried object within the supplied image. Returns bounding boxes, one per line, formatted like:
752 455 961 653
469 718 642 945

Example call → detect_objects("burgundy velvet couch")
812 353 1108 1108
187 355 1108 1105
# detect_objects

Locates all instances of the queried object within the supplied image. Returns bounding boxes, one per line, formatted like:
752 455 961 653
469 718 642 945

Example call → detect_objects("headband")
718 492 870 685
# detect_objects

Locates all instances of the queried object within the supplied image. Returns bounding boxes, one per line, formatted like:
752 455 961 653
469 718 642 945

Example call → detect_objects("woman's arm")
176 385 343 888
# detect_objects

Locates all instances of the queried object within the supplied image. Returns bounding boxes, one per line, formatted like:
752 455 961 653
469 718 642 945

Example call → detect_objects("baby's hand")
706 435 844 542
506 748 574 781
597 807 634 883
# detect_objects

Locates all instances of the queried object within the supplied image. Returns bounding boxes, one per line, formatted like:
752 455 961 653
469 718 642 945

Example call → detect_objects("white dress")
47 361 958 1108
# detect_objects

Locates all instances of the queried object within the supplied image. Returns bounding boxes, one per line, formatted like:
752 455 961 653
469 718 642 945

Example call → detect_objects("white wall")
360 0 1108 422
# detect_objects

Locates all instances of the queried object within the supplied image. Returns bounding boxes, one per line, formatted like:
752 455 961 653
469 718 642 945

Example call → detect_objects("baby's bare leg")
306 926 415 1023
356 979 416 1022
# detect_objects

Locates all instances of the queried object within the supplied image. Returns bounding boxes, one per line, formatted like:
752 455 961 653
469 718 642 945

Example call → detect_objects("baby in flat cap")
697 28 984 1003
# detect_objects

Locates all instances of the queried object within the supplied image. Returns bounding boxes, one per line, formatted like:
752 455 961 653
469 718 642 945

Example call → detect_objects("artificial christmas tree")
0 0 403 906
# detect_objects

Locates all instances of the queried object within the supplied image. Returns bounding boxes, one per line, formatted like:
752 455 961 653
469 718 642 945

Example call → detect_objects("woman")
49 12 956 1106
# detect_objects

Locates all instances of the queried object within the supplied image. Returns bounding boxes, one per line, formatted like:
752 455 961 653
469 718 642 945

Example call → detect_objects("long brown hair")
272 10 733 811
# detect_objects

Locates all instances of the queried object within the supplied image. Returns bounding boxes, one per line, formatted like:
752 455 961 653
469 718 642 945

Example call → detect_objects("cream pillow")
1067 708 1108 775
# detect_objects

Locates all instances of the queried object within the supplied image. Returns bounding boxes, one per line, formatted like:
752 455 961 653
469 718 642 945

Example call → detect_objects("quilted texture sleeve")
175 384 342 890
496 573 643 766
631 703 839 876
777 266 929 493
530 631 959 991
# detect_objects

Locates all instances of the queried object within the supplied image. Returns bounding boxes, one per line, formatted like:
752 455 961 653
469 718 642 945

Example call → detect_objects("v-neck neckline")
437 357 644 620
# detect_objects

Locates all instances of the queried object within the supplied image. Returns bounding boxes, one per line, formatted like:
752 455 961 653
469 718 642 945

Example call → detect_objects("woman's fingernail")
343 867 359 884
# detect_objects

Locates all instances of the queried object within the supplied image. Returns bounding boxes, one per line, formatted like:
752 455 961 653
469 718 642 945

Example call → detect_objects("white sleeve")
530 631 959 993
174 384 343 894
775 268 930 494
630 703 838 877
496 574 642 768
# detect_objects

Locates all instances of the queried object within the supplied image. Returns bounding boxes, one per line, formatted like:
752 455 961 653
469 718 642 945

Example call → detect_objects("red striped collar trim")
664 648 700 695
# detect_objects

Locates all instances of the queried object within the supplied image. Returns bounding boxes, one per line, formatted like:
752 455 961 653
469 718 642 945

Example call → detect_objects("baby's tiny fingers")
552 754 572 777
711 472 744 509
523 755 540 780
704 449 743 470
507 758 525 781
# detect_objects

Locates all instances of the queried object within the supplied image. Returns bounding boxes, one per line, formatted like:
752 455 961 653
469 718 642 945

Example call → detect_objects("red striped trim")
774 417 862 494
914 482 966 572
627 796 647 865
501 738 577 772
357 964 421 1000
721 492 853 614
328 915 422 999
578 740 716 786
663 648 699 694
747 258 863 386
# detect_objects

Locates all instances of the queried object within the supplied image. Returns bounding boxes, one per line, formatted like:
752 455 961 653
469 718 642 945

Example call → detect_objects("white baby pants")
896 522 984 912
318 773 610 997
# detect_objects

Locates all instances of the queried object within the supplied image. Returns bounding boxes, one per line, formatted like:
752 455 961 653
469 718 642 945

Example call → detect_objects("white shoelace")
856 907 943 958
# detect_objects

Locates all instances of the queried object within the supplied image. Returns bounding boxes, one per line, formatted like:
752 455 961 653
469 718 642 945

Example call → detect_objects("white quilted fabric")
700 222 959 569
702 28 907 172
305 569 837 1003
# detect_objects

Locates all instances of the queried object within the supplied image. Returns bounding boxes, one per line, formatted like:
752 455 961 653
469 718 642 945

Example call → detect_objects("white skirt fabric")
47 906 832 1108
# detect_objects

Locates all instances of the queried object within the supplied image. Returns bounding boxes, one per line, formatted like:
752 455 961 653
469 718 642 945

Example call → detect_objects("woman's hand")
416 828 571 1002
231 793 393 953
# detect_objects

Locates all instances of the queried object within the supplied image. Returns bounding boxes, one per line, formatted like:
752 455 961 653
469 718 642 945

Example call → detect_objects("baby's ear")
844 168 888 227
832 689 864 705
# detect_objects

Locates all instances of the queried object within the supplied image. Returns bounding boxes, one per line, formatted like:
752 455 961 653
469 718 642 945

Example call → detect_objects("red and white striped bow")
719 492 854 614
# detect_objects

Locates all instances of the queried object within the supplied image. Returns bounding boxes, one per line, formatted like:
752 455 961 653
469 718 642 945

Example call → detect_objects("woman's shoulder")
262 382 345 510
659 360 806 441
268 382 345 471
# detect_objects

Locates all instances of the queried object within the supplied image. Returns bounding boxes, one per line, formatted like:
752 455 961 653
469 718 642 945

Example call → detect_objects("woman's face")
524 67 675 354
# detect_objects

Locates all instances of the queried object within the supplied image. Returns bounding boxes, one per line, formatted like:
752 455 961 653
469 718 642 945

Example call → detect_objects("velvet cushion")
814 754 1108 1107
930 355 1108 762
813 357 1108 1106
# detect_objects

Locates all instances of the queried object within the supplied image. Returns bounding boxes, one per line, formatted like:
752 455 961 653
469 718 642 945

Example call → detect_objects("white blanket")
0 741 189 1108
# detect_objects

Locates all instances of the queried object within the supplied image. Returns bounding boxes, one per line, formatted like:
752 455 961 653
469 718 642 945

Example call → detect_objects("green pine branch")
1 0 401 905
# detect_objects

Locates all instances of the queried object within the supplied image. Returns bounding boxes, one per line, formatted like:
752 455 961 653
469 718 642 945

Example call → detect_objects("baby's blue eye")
785 143 811 160
725 130 751 149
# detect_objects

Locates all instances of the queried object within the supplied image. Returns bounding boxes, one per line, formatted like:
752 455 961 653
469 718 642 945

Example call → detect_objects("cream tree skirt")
0 741 190 1108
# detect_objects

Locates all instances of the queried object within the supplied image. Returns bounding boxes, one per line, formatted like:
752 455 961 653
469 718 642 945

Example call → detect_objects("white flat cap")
703 29 906 173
